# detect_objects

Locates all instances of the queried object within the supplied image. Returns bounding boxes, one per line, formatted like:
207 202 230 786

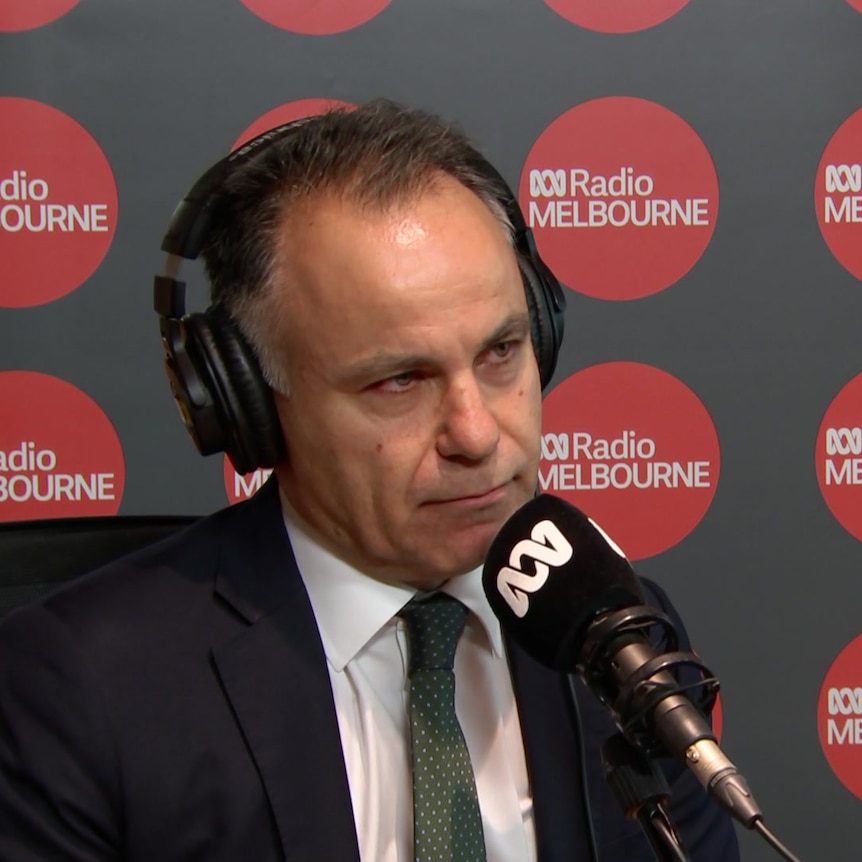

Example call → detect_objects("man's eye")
489 341 516 361
378 371 419 393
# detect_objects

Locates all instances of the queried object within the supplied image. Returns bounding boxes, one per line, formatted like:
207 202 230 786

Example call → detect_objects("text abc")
824 164 862 194
825 427 862 456
828 687 862 715
495 519 573 618
541 431 657 462
530 167 655 199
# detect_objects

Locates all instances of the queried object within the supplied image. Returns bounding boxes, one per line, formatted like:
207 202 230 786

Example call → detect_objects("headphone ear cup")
159 311 228 460
519 256 563 389
184 308 286 474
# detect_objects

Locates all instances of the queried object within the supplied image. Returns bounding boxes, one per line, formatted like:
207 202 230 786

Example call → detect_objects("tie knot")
399 593 468 674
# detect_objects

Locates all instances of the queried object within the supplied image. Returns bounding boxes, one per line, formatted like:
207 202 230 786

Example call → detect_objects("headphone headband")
155 111 566 473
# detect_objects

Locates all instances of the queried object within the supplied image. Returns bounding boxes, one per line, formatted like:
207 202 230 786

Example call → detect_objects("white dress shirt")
282 502 536 862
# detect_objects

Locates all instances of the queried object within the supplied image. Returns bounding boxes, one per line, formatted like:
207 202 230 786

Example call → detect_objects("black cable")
753 819 802 862
565 673 601 862
602 732 692 862
647 811 691 862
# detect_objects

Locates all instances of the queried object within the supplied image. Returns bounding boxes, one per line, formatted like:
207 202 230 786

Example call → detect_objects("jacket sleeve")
0 604 122 861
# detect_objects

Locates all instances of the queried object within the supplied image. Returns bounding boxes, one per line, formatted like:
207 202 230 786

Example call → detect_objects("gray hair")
201 99 515 394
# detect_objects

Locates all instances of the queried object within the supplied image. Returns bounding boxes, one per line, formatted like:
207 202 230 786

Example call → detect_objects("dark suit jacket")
0 480 739 861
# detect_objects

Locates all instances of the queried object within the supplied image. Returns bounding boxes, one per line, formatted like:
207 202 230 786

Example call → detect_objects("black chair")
0 515 201 620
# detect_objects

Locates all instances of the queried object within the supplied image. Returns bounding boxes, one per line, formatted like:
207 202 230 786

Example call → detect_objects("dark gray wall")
3 1 861 858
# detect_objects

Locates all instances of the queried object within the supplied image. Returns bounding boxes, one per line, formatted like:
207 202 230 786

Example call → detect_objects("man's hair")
200 98 515 394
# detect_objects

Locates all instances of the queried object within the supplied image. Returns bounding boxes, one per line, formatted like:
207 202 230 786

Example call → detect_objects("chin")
409 493 529 581
445 525 504 576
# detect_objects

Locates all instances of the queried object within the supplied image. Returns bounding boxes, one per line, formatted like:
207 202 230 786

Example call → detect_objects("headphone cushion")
187 310 285 472
519 256 556 388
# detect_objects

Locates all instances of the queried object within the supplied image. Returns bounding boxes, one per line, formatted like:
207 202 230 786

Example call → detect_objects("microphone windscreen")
482 494 643 670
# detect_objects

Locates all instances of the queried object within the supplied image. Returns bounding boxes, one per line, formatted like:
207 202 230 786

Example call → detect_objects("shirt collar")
280 498 505 672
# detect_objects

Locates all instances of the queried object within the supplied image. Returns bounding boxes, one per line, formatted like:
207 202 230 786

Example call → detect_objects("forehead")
273 177 525 339
265 180 529 381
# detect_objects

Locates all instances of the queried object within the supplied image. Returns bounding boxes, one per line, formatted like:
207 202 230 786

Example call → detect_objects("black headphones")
154 117 567 475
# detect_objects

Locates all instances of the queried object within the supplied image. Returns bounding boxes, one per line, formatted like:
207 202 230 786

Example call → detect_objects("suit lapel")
507 637 593 862
210 480 361 861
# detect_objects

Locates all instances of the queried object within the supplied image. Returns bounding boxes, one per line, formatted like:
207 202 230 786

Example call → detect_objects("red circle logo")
815 106 862 283
818 633 862 800
712 692 723 743
233 98 354 149
540 362 720 560
0 371 125 520
543 0 689 33
237 0 391 34
815 372 862 541
0 0 79 31
846 0 862 14
223 457 273 504
0 98 118 308
520 97 719 300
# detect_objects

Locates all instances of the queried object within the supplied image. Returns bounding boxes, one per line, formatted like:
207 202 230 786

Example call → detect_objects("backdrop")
2 1 861 858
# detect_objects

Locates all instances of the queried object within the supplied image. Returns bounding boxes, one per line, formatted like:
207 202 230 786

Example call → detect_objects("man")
0 100 739 860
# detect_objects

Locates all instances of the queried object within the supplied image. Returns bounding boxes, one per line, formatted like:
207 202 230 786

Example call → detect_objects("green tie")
399 593 487 862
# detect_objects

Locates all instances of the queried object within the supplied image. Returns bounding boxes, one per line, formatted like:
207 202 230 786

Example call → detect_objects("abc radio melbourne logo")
540 362 720 560
237 0 391 34
542 0 690 34
223 457 273 504
816 372 862 541
520 97 718 301
1 98 118 308
0 372 125 520
0 0 79 31
815 105 862 283
819 633 862 800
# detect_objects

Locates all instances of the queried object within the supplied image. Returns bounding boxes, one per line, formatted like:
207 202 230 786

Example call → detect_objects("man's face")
271 175 543 588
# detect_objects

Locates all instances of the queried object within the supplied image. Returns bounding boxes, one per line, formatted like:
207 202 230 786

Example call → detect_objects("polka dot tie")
399 593 487 862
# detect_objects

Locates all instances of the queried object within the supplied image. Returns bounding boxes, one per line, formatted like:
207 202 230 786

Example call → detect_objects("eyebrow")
340 312 533 387
484 312 532 351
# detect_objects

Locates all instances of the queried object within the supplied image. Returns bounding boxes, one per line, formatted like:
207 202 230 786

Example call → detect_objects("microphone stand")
601 734 691 862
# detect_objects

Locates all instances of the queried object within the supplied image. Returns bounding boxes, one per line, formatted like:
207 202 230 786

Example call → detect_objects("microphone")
481 494 763 828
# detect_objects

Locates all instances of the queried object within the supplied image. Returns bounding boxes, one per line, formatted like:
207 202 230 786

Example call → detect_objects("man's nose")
435 375 501 462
